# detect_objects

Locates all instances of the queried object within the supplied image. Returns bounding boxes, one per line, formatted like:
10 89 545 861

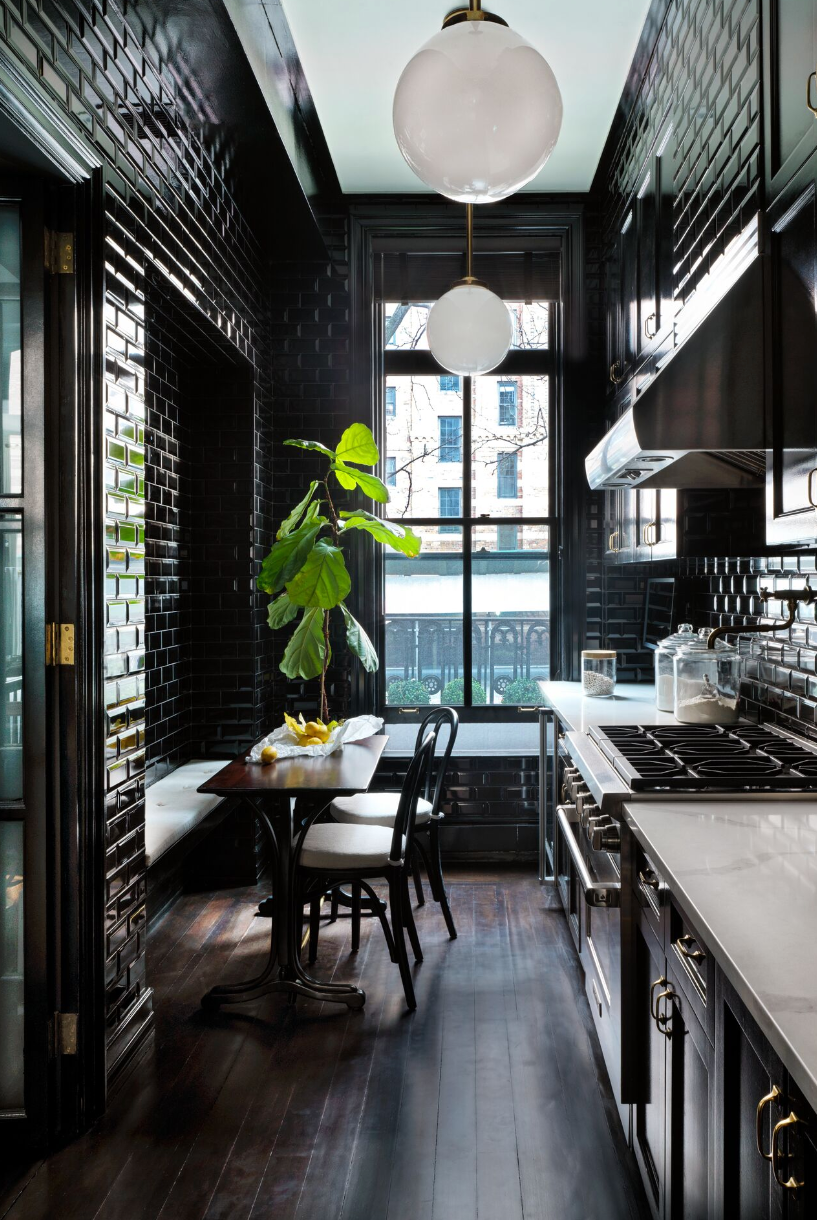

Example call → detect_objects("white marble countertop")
538 680 678 733
623 799 817 1113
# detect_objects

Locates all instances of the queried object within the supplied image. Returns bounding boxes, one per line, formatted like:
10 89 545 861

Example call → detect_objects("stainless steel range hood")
585 253 766 491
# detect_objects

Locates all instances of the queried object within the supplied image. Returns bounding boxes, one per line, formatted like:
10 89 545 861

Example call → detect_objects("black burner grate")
589 723 817 791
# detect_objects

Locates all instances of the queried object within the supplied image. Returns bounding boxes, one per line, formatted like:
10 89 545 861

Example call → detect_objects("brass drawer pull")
772 1112 806 1189
809 70 817 118
639 868 660 890
756 1085 781 1161
608 529 620 553
808 467 817 507
649 975 667 1022
644 312 656 339
642 521 658 547
609 360 624 385
676 933 705 963
654 986 674 1038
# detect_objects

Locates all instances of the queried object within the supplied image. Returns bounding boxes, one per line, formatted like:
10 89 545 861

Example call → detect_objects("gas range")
588 722 817 791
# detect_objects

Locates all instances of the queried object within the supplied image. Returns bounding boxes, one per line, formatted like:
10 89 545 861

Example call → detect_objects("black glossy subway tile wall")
1 0 282 1071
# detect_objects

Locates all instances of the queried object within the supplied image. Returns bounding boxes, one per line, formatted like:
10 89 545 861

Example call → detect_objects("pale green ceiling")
274 0 653 194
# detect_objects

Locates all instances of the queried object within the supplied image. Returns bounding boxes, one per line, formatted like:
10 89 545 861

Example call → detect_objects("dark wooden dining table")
197 733 389 1011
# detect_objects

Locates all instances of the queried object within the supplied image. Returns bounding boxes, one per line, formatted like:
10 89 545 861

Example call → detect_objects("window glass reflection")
0 514 22 800
0 206 21 495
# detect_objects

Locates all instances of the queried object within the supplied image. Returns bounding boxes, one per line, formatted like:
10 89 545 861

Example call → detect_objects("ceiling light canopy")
427 205 513 376
393 2 563 204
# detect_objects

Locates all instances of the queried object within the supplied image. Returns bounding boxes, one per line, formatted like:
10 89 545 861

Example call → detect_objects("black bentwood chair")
293 729 437 1010
329 707 459 943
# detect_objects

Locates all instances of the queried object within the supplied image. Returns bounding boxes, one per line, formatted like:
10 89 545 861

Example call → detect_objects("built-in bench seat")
145 759 228 867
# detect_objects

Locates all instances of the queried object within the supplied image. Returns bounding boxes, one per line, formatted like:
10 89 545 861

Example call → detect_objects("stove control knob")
561 768 580 800
579 800 599 827
591 821 621 852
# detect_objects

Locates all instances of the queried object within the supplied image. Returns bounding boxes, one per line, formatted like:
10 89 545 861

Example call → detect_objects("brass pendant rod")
466 203 473 280
470 0 481 10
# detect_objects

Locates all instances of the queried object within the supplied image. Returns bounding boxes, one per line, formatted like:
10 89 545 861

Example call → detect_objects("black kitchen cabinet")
634 915 669 1218
606 486 636 564
764 145 817 547
763 0 817 204
716 973 787 1219
664 961 715 1220
635 489 676 561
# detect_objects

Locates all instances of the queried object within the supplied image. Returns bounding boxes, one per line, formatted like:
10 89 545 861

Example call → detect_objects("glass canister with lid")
654 622 696 711
581 650 616 698
672 640 742 723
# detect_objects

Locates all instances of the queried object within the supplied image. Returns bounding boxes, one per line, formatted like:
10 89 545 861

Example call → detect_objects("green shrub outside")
386 678 430 706
501 677 543 705
441 677 487 706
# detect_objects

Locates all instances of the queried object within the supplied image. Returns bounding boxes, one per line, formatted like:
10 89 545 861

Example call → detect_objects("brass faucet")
706 585 817 649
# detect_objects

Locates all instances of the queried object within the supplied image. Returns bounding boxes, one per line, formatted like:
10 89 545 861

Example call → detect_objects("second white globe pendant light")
393 0 563 203
427 205 513 376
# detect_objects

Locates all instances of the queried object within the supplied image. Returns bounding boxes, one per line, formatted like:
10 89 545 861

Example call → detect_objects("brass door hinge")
45 230 74 274
46 623 75 666
52 1012 78 1056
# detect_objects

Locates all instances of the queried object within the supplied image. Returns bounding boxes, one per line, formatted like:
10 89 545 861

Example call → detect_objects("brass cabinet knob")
649 975 667 1022
756 1085 781 1161
676 933 705 963
772 1111 807 1189
654 986 674 1038
609 360 624 385
639 868 660 890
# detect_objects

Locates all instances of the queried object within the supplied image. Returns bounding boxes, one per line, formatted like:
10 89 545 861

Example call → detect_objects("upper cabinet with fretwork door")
764 146 817 546
763 0 817 205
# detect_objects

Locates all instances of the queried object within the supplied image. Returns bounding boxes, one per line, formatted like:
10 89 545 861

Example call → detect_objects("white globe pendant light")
427 205 513 376
393 0 563 203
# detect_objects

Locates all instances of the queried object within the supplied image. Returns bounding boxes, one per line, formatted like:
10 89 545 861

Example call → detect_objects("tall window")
497 452 518 498
498 381 517 425
439 416 462 462
385 385 397 417
382 301 553 712
386 456 397 486
438 487 461 532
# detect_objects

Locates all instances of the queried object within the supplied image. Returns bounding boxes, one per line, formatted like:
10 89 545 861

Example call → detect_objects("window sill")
381 720 540 757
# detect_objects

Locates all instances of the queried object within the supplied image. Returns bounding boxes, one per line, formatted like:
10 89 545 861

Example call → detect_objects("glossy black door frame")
348 196 589 721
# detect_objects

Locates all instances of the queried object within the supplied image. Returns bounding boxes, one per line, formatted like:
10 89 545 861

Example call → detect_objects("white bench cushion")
145 760 226 866
330 791 432 828
299 822 405 871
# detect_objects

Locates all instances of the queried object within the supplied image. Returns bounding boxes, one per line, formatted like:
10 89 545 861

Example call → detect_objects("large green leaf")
267 592 299 630
286 540 351 609
340 604 379 672
280 607 326 680
336 423 379 467
332 461 390 503
340 511 421 557
277 481 318 539
283 438 336 459
257 519 323 594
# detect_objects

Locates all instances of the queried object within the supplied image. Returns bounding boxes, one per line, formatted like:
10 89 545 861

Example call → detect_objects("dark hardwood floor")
2 867 649 1220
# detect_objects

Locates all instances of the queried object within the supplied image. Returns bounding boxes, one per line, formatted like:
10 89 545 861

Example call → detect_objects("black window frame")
379 303 557 721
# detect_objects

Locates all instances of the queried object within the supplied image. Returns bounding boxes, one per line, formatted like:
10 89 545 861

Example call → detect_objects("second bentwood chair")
293 729 438 1010
329 708 459 943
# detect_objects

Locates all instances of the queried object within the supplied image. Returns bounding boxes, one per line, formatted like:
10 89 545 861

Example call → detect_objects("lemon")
303 735 323 746
260 746 277 765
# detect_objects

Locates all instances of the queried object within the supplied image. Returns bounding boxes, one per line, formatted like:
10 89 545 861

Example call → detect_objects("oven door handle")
556 806 621 909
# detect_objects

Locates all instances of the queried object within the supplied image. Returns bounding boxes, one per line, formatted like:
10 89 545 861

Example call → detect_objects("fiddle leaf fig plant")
259 423 421 721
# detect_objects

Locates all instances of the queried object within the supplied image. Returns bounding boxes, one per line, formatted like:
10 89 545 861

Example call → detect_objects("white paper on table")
247 714 384 761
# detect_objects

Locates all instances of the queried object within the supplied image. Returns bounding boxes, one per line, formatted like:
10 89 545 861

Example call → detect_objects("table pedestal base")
201 969 365 1010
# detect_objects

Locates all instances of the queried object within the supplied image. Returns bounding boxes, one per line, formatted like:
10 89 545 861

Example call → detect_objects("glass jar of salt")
582 650 617 698
654 622 695 711
672 641 741 724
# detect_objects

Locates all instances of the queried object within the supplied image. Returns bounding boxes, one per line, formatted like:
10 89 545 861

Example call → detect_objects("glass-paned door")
0 184 49 1141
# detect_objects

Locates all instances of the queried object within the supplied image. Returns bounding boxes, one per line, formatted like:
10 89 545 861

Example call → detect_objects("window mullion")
463 376 472 708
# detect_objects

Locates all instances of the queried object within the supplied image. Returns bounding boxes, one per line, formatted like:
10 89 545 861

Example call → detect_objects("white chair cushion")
145 759 226 866
299 822 405 871
330 791 432 828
